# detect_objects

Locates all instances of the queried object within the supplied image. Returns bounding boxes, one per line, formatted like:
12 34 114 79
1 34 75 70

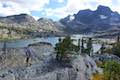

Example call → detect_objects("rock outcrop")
0 14 40 31
0 42 54 69
0 42 101 80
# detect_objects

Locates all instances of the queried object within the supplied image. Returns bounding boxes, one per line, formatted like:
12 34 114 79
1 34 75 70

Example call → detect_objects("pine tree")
112 42 120 57
55 36 79 61
116 36 120 43
86 38 93 56
81 38 85 54
100 43 105 54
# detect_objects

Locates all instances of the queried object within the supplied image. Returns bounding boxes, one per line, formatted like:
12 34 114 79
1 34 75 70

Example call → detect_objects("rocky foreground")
0 42 101 80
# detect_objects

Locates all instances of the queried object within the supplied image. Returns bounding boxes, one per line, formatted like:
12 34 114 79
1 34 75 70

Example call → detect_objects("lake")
0 34 113 53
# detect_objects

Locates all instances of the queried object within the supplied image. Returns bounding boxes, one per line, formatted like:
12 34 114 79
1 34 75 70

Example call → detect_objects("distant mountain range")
0 5 120 38
60 5 120 37
0 14 64 32
0 14 66 38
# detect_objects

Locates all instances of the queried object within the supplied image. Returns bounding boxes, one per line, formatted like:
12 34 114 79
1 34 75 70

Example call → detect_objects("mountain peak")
98 5 110 9
38 17 53 22
60 5 120 34
6 14 29 18
95 5 112 16
97 5 111 10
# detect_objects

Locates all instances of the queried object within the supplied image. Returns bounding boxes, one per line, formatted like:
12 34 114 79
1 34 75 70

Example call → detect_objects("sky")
0 0 120 21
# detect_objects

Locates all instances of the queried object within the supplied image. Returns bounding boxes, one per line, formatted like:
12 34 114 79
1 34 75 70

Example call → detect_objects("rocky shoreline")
0 42 102 80
0 42 54 68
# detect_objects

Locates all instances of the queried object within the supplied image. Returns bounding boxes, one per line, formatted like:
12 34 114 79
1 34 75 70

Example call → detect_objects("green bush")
103 61 120 80
55 36 79 61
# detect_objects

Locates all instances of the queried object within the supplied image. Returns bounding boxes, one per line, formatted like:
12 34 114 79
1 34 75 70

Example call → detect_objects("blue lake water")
0 34 103 53
0 37 60 48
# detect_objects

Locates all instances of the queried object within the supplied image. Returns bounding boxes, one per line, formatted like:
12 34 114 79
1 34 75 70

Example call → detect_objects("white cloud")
58 0 64 3
52 0 64 3
0 0 49 16
0 0 49 11
44 0 120 20
45 8 70 19
0 1 30 16
0 0 120 21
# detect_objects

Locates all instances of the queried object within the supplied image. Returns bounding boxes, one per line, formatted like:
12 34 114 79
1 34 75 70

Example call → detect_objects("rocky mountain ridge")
0 14 63 32
60 5 120 36
1 5 120 38
0 14 66 39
